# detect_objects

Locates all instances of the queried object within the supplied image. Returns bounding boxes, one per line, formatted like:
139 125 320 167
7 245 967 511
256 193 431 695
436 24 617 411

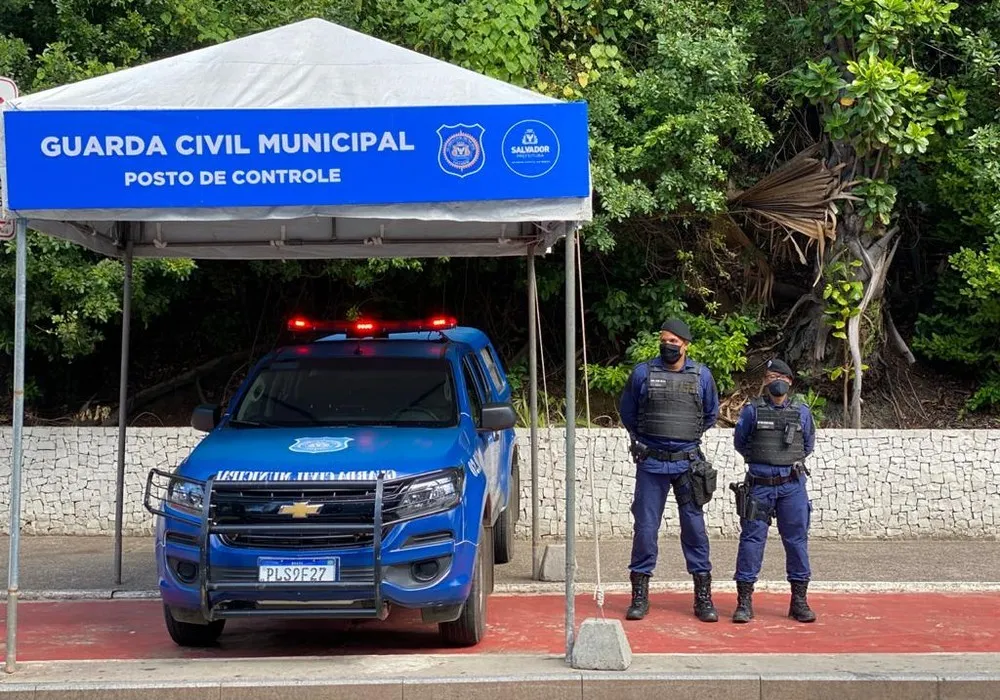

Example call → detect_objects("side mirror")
479 402 517 431
191 404 220 433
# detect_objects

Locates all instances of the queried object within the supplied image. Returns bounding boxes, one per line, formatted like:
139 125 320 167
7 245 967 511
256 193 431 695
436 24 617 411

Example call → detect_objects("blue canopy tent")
0 18 591 671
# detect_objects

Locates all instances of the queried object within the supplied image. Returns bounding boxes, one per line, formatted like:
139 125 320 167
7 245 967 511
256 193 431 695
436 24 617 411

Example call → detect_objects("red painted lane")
1 592 999 661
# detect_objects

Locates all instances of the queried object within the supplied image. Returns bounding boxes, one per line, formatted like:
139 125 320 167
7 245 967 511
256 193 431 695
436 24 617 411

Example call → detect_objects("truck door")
475 345 514 509
461 354 500 521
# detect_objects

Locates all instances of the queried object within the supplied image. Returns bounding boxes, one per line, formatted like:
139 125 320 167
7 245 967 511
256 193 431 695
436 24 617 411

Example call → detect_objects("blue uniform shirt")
733 396 816 478
619 357 719 475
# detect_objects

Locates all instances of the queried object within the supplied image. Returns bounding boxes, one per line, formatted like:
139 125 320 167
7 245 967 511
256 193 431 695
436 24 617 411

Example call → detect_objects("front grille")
220 528 392 549
210 478 412 551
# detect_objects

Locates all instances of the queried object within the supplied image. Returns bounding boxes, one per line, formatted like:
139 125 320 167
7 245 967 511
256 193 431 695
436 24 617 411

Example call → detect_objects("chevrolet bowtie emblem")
278 501 322 518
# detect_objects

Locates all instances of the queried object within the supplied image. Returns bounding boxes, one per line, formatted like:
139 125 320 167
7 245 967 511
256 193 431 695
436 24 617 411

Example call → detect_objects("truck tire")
163 604 225 647
493 453 518 564
439 524 491 646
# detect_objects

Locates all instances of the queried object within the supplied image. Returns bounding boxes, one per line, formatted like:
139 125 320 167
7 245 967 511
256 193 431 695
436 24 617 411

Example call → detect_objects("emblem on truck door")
278 502 323 518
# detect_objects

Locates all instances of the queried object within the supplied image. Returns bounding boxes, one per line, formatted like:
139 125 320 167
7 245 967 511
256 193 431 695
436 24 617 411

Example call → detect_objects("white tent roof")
0 18 591 260
13 18 557 111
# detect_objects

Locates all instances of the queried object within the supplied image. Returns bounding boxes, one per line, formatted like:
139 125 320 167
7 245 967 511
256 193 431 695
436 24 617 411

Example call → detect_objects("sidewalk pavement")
6 590 1000 662
1 535 998 596
3 537 1000 697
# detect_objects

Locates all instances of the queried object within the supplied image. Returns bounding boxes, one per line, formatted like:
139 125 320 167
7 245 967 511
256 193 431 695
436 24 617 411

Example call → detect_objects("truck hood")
177 425 473 483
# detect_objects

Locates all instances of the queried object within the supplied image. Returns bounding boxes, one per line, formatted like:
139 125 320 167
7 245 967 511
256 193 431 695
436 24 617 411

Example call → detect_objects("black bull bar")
144 469 390 621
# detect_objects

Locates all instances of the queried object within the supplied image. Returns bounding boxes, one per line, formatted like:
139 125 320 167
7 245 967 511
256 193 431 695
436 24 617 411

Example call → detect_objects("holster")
628 438 648 464
729 480 748 519
688 457 717 507
729 476 772 524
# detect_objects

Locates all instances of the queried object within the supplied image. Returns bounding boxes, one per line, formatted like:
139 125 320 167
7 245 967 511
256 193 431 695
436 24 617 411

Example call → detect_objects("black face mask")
660 342 683 364
767 380 790 397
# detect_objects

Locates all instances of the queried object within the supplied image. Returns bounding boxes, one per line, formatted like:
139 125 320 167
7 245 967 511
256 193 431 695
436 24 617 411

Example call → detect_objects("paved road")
1 536 998 592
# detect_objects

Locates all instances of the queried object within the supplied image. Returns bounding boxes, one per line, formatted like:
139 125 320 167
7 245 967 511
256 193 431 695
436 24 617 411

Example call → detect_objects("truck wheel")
493 455 518 564
439 525 490 646
162 604 225 647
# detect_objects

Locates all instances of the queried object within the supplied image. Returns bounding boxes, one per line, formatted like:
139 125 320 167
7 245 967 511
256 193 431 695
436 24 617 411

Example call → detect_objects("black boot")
788 580 816 623
626 571 650 620
732 581 754 623
692 572 718 622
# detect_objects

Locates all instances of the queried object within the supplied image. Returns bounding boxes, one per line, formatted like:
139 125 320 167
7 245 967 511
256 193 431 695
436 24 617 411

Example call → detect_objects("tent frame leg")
528 247 540 579
5 218 28 674
113 238 133 586
564 229 577 662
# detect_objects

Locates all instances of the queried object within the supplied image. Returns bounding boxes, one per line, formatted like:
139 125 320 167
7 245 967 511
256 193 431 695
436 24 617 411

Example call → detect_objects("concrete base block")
570 617 633 671
538 544 576 581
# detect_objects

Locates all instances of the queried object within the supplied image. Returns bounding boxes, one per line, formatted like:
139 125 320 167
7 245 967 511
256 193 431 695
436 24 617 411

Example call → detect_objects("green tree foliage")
913 125 1000 410
757 0 969 425
2 0 1000 421
907 2 1000 410
0 237 194 360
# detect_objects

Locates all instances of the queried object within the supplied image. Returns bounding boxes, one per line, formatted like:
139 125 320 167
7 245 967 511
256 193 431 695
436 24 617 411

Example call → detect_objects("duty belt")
645 448 700 462
747 473 795 486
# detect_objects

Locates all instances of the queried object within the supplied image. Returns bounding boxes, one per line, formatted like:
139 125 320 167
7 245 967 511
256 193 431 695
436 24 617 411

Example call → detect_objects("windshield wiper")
228 419 279 428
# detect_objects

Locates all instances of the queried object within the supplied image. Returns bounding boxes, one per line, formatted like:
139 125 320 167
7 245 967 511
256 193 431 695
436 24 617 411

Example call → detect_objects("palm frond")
728 145 853 251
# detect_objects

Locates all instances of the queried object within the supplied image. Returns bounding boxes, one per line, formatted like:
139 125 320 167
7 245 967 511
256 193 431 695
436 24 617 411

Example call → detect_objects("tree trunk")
846 227 901 428
782 142 916 427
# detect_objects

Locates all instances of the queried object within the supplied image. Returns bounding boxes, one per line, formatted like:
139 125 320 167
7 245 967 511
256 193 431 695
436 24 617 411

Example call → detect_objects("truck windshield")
231 356 458 428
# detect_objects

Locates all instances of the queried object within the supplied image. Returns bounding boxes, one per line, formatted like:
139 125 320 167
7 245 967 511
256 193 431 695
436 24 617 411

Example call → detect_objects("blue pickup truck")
144 316 520 647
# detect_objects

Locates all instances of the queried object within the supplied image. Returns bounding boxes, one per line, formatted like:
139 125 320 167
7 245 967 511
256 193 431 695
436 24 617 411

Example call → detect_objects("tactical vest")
636 362 704 442
745 397 806 465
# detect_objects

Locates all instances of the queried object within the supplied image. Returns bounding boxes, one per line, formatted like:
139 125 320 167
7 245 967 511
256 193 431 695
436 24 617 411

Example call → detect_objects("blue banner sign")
2 102 590 212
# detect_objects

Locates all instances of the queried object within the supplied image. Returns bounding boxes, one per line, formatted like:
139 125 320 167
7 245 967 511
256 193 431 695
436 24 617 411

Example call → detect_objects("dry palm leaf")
729 145 858 269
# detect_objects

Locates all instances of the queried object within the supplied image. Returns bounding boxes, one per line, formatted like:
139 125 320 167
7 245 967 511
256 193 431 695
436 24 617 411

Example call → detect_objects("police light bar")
286 315 458 337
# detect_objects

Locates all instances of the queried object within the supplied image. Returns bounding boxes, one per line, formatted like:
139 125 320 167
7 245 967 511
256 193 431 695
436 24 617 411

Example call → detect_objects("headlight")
167 479 204 514
396 469 463 519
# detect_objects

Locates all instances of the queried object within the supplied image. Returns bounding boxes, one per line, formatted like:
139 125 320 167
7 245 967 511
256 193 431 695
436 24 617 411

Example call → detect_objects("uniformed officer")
619 318 720 622
731 358 817 624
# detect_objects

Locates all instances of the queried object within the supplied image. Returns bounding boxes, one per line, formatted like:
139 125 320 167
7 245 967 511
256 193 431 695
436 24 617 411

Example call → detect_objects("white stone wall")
0 427 998 539
513 428 1000 540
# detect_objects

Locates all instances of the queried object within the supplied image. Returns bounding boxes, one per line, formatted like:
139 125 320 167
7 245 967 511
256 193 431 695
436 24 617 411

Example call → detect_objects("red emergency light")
286 315 458 338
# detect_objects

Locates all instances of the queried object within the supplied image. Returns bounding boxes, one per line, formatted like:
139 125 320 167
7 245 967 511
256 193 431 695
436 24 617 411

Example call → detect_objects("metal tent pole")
113 238 133 585
6 218 28 674
563 229 576 661
528 248 540 579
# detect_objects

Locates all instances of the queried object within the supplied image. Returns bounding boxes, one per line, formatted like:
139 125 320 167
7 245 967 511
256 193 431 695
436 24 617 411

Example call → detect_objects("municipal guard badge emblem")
289 437 353 454
437 124 486 178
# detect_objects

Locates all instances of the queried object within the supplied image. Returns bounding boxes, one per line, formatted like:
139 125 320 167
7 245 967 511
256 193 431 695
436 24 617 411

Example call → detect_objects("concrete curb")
4 580 1000 602
2 654 1000 700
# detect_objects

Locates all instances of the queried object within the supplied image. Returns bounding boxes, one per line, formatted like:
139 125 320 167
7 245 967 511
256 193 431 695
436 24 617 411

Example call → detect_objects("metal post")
563 229 576 661
528 248 540 580
113 239 133 585
6 218 28 674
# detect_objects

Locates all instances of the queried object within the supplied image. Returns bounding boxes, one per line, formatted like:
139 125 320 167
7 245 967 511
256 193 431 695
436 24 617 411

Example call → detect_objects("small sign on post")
0 76 18 240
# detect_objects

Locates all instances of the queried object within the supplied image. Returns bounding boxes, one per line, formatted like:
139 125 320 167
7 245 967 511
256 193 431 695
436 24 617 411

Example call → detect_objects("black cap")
660 318 692 342
765 358 794 378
